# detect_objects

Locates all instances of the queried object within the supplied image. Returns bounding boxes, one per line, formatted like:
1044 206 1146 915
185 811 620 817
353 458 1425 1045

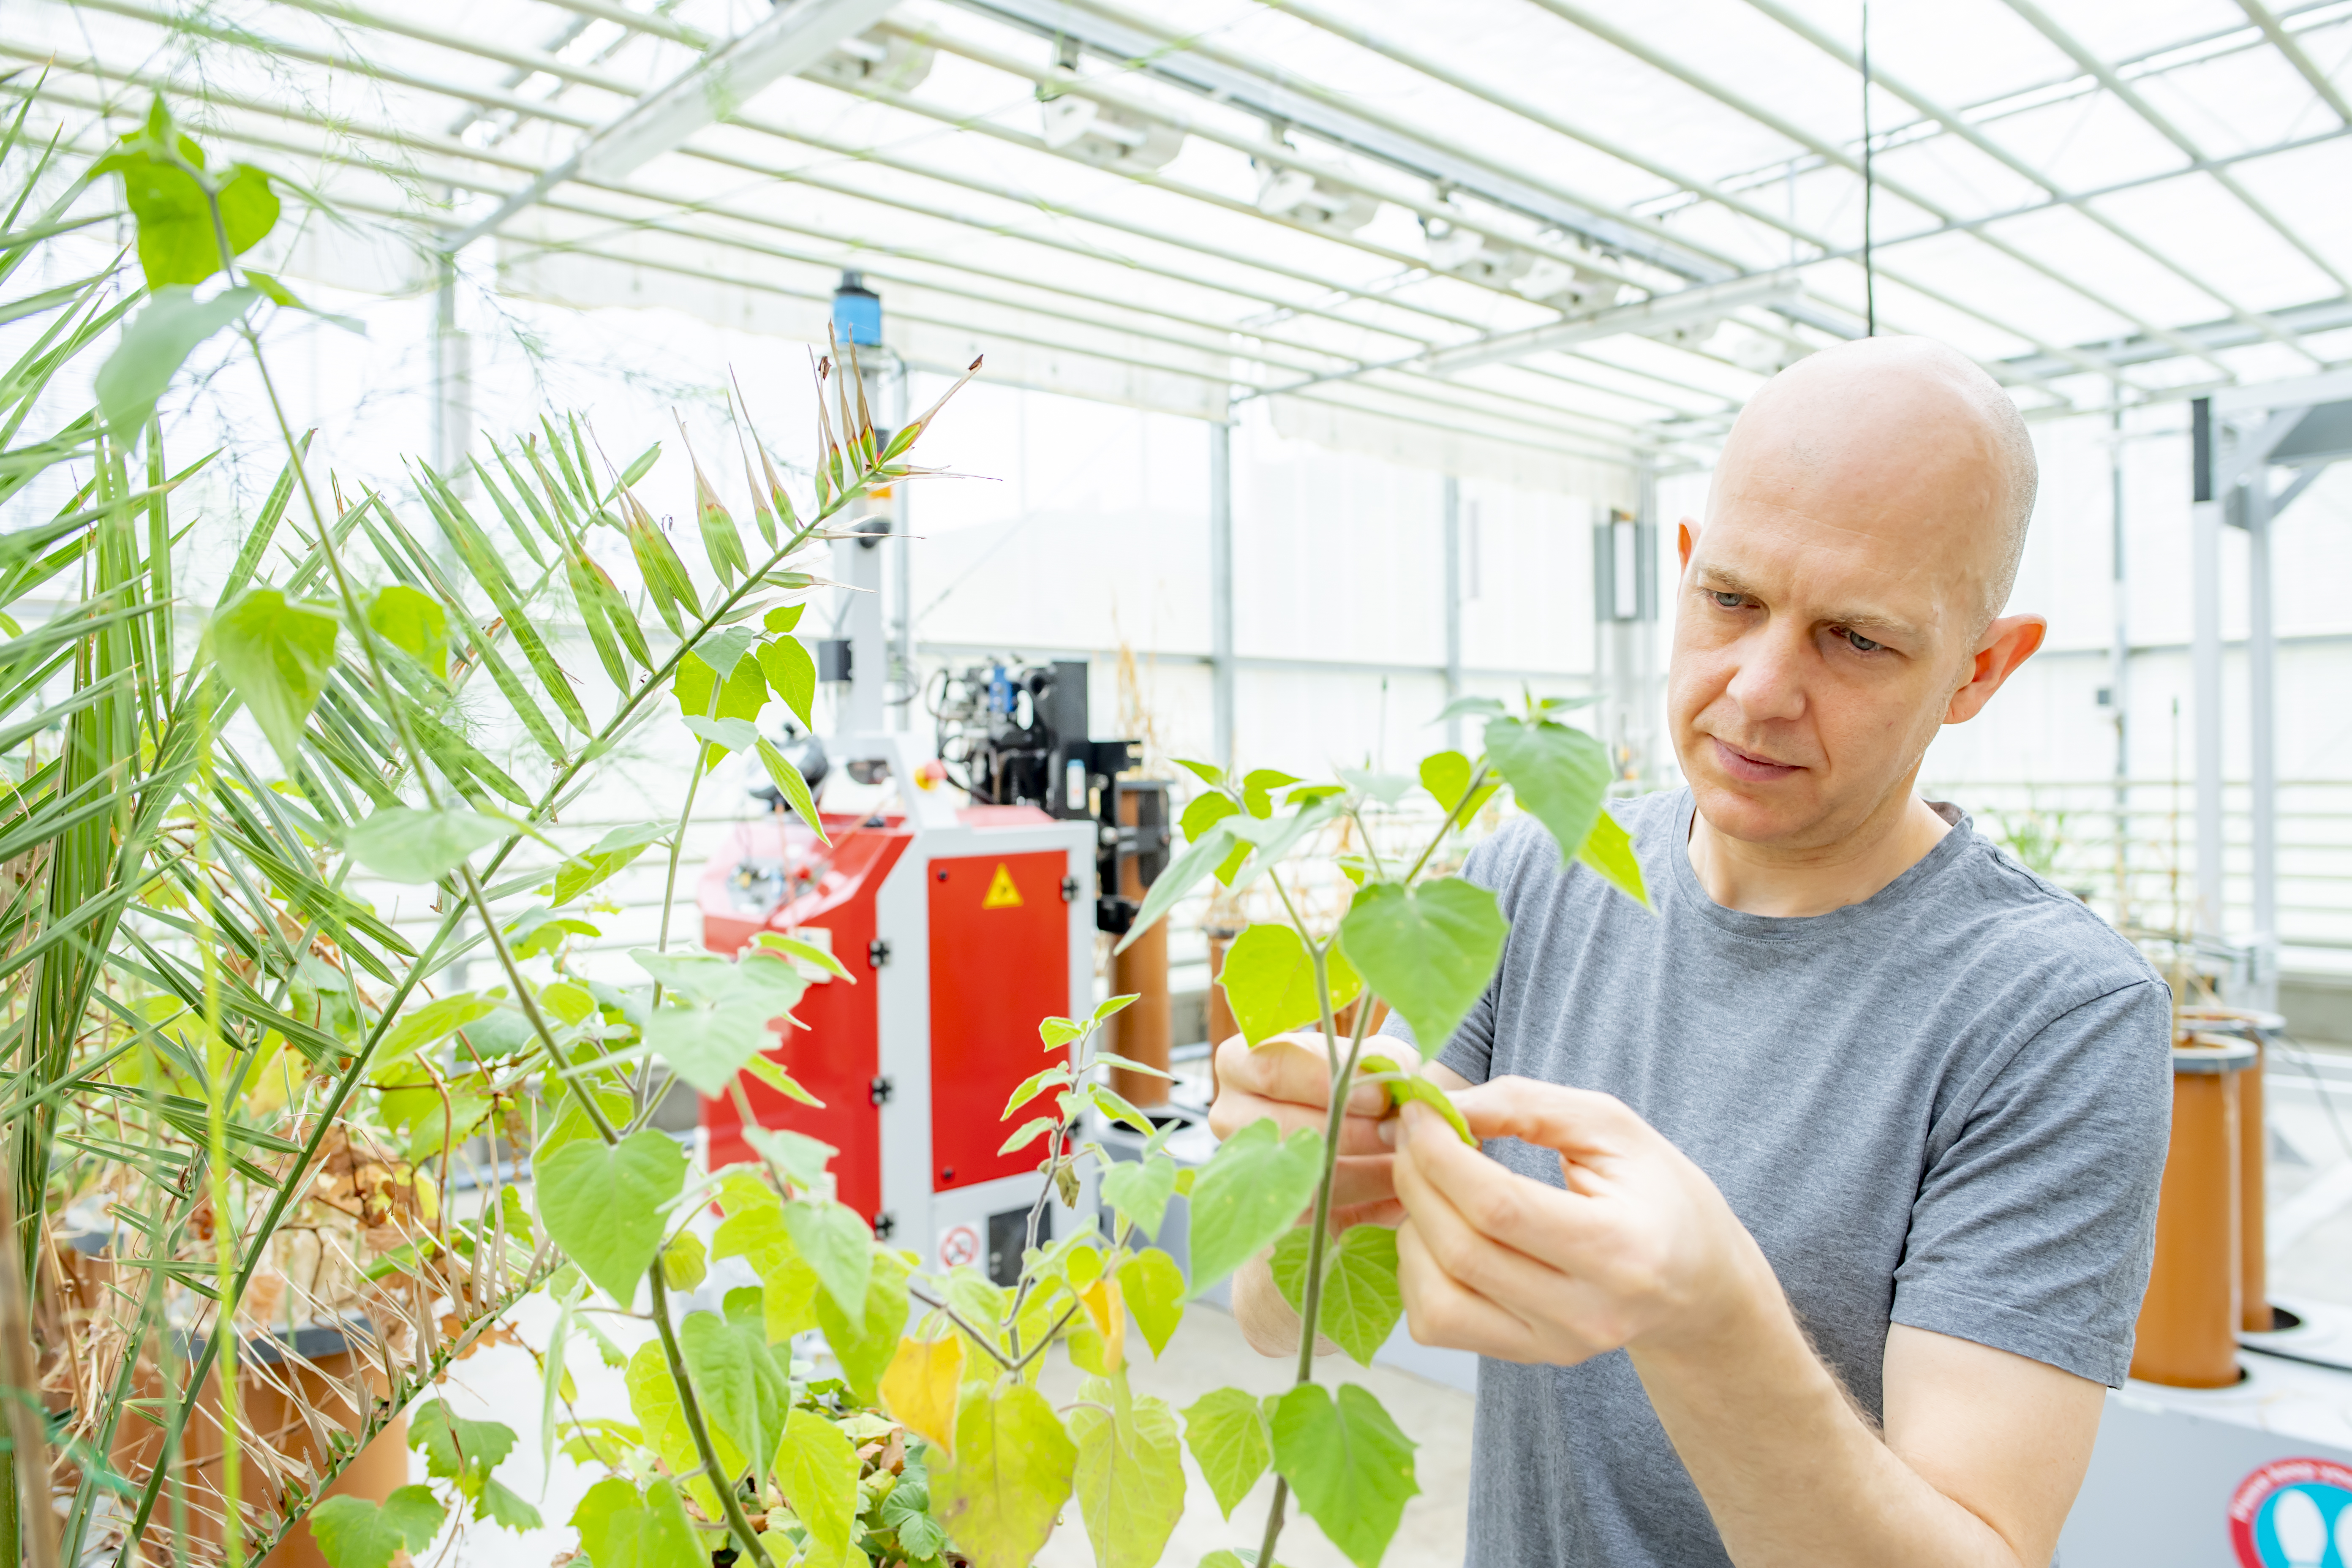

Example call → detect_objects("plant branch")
904 1286 1016 1372
1405 765 1489 885
646 1268 776 1568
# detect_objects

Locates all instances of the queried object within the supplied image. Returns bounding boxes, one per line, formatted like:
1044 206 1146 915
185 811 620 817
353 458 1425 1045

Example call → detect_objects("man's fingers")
1327 1153 1396 1212
1215 1034 1387 1116
1399 1102 1612 1275
1450 1077 1642 1156
1396 1220 1540 1361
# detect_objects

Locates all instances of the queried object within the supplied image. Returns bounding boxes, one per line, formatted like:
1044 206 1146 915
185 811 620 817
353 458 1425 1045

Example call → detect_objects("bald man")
1214 337 2170 1567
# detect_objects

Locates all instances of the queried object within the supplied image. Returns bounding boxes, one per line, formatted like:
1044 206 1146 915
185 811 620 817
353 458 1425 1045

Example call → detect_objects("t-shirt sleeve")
1375 825 1523 1086
1889 977 2172 1387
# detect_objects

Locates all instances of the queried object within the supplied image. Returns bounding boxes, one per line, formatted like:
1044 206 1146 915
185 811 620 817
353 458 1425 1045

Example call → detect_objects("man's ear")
1945 613 2047 724
1677 518 1699 572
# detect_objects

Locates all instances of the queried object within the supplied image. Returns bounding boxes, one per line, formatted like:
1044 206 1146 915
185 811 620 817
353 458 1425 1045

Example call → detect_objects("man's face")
1666 425 1991 852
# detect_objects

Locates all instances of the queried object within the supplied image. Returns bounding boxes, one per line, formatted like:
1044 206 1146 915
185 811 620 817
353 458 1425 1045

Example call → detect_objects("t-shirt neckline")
1669 788 1975 939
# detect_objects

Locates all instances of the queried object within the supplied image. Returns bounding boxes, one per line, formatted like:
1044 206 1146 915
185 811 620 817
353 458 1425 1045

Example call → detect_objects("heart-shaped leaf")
534 1130 684 1304
1218 922 1360 1046
1269 1223 1405 1367
1337 879 1507 1054
1269 1382 1418 1568
305 1486 444 1568
1483 715 1610 866
932 1379 1077 1568
210 585 336 777
345 806 508 885
1180 1386 1269 1520
1185 1117 1323 1295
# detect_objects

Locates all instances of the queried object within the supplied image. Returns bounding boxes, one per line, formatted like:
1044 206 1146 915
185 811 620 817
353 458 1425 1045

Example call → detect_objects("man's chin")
1688 771 1817 844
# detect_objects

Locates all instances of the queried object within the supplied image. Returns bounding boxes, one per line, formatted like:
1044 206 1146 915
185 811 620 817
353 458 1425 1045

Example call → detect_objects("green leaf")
710 1206 822 1343
1483 715 1611 867
681 713 757 757
1096 992 1141 1022
533 1130 684 1304
1002 1063 1073 1121
744 1125 835 1190
1185 1118 1323 1295
1100 1154 1177 1237
1336 766 1413 806
1357 1052 1475 1147
644 997 783 1097
1039 1017 1086 1048
1219 923 1361 1047
1267 1224 1404 1367
506 908 598 960
1089 1082 1156 1136
999 1116 1058 1156
625 1338 740 1487
882 1463 950 1559
1117 1248 1186 1359
1113 818 1235 954
750 930 854 981
472 1476 541 1531
1071 1371 1186 1568
756 635 818 730
773 1406 859 1563
1337 879 1507 1055
1241 768 1301 819
572 1476 704 1568
933 1379 1078 1568
345 806 508 885
542 820 668 906
1180 1387 1269 1520
96 106 279 287
1181 791 1239 842
410 1399 517 1486
1418 749 1470 807
681 1308 787 1486
1576 806 1650 908
95 284 261 435
813 1244 909 1405
1435 694 1505 721
306 1485 445 1568
754 735 829 844
210 586 337 777
1269 1382 1418 1568
375 990 499 1071
367 583 448 677
1172 757 1225 787
673 647 766 725
781 1196 873 1319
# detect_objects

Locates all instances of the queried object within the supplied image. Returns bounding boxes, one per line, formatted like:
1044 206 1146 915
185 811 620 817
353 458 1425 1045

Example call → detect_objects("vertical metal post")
1209 420 1235 770
430 250 471 489
2109 401 2131 924
1443 475 1463 753
2246 468 2278 1009
2190 397 2226 945
889 357 913 732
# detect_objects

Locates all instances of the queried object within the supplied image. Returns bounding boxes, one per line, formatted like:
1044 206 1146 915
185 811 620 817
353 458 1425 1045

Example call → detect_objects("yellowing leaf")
880 1334 964 1457
773 1407 859 1564
1078 1276 1126 1373
931 1380 1076 1568
1069 1371 1184 1568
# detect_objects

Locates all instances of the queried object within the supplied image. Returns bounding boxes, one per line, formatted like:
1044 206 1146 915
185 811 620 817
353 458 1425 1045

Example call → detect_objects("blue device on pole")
832 270 882 347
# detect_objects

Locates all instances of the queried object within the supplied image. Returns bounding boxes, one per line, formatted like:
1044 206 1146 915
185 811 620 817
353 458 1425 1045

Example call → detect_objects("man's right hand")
1208 1032 1406 1231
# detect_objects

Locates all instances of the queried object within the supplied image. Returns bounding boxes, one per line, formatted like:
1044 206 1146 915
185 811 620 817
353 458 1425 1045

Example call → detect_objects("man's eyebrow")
1691 564 1924 641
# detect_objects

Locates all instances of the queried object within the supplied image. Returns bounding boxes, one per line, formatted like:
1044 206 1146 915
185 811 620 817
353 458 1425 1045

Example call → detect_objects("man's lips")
1708 736 1802 782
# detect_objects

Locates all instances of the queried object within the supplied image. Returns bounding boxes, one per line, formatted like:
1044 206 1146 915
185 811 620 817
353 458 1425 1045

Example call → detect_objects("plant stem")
646 1269 776 1568
1405 765 1488 884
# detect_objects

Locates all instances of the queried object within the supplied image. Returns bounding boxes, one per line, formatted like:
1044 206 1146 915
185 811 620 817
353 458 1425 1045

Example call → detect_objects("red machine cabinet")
928 850 1073 1192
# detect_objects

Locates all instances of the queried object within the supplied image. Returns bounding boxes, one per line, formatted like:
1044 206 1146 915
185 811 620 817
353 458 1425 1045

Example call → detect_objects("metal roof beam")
1997 0 2351 294
1739 0 2322 367
2231 0 2352 126
1996 294 2352 382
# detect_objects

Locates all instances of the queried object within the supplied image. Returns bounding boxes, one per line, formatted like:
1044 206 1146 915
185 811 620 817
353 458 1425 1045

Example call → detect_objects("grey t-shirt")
1380 788 2171 1568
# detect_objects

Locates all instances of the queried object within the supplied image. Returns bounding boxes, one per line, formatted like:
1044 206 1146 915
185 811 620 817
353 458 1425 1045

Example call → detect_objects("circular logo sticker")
937 1223 980 1271
2230 1457 2352 1567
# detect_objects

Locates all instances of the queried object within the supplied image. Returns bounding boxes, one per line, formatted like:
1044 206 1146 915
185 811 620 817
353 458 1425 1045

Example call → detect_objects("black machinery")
925 658 1169 935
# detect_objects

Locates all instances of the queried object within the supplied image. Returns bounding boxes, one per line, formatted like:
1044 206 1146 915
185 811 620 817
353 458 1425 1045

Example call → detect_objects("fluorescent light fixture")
447 0 901 251
1417 272 1805 376
577 0 905 182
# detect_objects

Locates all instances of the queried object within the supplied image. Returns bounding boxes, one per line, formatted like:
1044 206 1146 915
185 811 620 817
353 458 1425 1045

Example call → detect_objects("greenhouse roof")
12 0 2352 471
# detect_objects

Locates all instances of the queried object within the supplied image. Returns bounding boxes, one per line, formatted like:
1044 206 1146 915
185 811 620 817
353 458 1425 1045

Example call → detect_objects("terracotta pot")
108 1323 409 1566
2130 1035 2257 1388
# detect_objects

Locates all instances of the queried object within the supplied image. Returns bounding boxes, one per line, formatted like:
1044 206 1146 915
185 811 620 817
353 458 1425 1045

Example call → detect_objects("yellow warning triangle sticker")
981 863 1024 909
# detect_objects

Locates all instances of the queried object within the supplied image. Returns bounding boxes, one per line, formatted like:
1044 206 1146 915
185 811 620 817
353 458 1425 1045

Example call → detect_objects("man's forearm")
1630 1259 2025 1568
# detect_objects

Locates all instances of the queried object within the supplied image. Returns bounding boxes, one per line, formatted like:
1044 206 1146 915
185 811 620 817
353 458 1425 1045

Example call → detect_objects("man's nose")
1722 625 1808 724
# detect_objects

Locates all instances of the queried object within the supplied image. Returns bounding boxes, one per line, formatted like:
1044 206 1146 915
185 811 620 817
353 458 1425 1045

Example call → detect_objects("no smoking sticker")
2230 1456 2352 1566
937 1222 980 1271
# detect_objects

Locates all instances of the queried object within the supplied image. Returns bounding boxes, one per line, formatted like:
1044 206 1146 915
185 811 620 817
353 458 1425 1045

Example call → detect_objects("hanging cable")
1861 0 1877 336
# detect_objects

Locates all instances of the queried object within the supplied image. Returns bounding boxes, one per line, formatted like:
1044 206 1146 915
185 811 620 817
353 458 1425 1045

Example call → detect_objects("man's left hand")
1391 1077 1775 1363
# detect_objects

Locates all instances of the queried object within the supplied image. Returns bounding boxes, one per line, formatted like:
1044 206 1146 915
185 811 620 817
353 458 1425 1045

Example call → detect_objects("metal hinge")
868 937 890 968
1060 875 1079 903
871 1211 896 1240
869 1075 895 1107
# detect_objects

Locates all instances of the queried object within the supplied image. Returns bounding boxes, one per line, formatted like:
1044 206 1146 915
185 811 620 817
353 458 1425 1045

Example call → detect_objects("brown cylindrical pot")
114 1327 409 1566
1205 927 1241 1101
1112 920 1172 1109
2178 1007 2287 1333
2131 1036 2257 1388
